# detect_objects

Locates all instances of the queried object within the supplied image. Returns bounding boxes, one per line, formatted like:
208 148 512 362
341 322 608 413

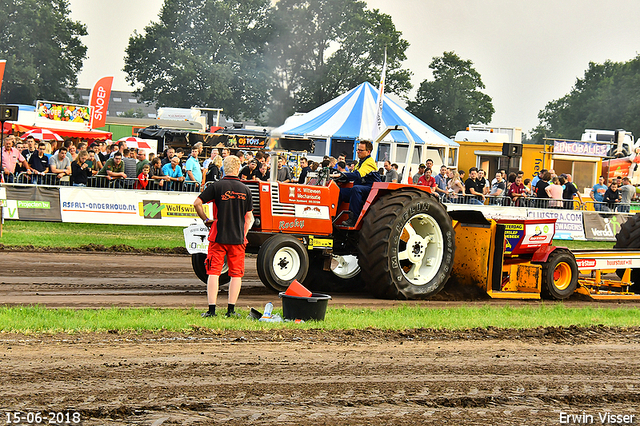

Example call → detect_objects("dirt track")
2 252 640 425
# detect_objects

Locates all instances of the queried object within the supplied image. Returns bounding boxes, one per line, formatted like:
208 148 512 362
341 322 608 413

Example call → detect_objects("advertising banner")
190 132 267 150
36 101 92 124
89 76 113 129
3 186 61 221
525 209 585 240
0 186 5 219
447 204 529 219
501 220 555 255
553 139 608 157
582 211 630 241
59 187 209 227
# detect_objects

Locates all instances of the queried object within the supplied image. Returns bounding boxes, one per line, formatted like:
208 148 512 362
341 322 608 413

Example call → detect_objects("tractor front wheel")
191 253 230 285
614 213 640 290
541 249 578 300
257 234 309 292
357 189 455 299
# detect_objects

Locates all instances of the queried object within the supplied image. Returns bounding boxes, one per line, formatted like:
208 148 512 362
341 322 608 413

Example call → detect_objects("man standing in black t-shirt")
194 155 254 318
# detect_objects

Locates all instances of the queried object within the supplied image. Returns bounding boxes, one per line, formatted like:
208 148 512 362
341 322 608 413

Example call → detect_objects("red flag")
0 60 6 98
88 76 113 129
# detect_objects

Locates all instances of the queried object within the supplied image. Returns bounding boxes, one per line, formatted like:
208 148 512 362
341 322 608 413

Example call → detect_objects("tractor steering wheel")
330 172 348 183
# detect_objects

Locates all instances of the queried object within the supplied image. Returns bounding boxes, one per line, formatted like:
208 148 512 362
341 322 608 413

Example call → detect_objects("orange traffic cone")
285 280 312 298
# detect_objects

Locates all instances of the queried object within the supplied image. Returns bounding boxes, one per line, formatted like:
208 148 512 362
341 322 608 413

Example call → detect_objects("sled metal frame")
450 211 640 300
573 250 640 300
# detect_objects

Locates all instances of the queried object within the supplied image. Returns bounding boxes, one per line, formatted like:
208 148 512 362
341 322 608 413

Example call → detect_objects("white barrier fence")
0 184 635 240
1 185 208 227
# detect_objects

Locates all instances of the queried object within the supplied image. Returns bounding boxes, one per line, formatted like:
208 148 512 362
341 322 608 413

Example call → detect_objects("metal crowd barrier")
6 173 637 209
442 193 591 210
15 172 71 186
11 172 201 192
583 199 634 213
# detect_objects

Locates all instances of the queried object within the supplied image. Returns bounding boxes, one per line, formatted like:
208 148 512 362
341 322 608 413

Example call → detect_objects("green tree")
407 51 494 137
0 0 87 104
532 56 640 142
124 0 273 122
121 108 145 118
267 0 411 125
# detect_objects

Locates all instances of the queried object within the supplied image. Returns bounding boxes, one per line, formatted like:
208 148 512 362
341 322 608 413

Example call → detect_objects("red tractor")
187 126 455 299
185 126 640 300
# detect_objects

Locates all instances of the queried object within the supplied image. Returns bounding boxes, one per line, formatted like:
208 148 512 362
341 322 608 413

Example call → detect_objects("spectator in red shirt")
135 164 151 190
509 175 527 206
417 167 437 189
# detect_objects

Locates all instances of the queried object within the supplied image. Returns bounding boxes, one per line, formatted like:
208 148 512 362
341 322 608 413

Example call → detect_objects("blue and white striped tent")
271 82 458 149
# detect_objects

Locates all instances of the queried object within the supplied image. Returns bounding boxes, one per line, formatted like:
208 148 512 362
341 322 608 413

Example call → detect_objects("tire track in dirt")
1 329 640 425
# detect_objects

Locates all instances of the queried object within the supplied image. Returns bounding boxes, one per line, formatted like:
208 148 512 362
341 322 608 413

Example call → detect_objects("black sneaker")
339 211 356 227
225 311 242 318
341 217 356 227
201 311 216 318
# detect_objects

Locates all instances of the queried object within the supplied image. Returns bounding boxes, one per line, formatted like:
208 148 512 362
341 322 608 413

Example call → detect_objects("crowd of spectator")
591 175 638 212
2 134 638 212
2 136 362 191
381 162 638 211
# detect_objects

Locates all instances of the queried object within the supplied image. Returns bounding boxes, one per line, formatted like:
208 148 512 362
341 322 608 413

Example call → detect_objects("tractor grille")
243 181 295 218
244 181 261 219
271 183 295 216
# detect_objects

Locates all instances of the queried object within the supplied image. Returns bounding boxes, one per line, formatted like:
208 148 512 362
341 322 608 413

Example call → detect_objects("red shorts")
206 242 246 277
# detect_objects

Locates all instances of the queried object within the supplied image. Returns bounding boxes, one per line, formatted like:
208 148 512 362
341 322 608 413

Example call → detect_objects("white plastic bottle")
263 302 273 317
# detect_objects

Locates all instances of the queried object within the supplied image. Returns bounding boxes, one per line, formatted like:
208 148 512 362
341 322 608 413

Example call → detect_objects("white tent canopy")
271 82 458 149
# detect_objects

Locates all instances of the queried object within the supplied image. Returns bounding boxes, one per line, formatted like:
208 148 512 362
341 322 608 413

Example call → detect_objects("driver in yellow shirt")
338 141 381 227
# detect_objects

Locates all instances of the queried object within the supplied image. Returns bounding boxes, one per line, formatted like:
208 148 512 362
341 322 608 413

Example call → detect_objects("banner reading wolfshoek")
371 48 387 141
526 209 585 240
59 187 209 227
582 211 630 241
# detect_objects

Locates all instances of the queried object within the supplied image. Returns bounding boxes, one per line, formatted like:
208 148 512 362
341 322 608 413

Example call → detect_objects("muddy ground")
2 251 640 425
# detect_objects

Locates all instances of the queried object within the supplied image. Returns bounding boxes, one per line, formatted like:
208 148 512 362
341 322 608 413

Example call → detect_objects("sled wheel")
191 253 230 285
357 189 455 299
303 253 364 292
257 234 309 292
614 214 640 290
541 249 578 300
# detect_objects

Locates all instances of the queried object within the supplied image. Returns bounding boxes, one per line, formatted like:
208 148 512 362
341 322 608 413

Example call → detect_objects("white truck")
582 129 640 184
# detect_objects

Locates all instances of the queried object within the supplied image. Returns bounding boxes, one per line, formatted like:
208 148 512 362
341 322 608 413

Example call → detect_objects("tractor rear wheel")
614 213 640 290
303 253 364 292
191 253 230 285
357 189 455 299
257 234 309 292
541 249 578 300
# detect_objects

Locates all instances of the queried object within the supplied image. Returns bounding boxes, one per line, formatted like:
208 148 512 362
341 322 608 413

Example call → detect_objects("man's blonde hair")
223 155 241 176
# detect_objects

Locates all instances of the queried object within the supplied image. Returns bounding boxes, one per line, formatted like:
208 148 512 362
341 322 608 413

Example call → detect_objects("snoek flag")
89 76 113 128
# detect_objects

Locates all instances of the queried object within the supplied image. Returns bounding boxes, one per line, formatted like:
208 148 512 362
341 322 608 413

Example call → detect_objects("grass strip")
0 221 615 250
0 305 638 334
0 220 614 250
0 221 185 249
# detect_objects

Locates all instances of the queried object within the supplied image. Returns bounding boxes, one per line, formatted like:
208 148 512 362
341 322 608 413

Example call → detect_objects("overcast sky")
69 0 640 134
